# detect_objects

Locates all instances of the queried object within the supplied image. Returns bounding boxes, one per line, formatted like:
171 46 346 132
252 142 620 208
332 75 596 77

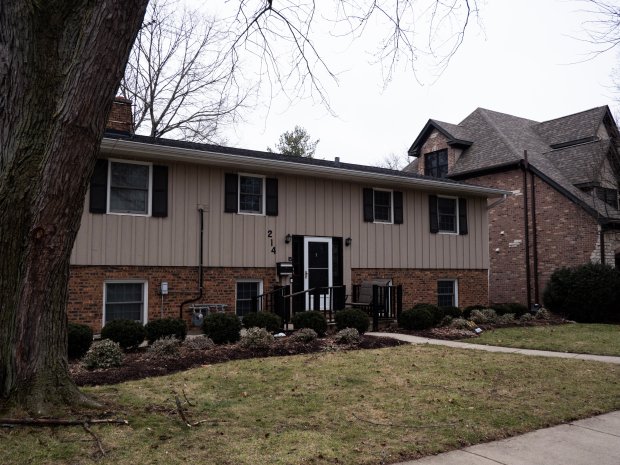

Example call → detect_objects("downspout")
600 228 606 265
522 153 532 310
179 208 205 319
530 170 540 304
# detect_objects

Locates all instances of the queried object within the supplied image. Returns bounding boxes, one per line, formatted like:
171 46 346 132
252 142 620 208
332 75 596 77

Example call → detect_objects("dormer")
407 119 472 178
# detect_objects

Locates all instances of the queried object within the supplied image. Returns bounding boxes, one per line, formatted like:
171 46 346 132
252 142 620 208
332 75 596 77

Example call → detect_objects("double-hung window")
108 161 152 215
437 280 457 307
429 195 467 235
239 175 265 214
373 189 393 223
437 197 457 233
104 281 147 324
363 188 403 224
225 173 278 216
236 280 263 317
89 159 168 217
424 150 449 178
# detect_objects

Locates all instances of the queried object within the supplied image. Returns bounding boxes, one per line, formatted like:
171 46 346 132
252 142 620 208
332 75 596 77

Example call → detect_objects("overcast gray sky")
219 0 617 166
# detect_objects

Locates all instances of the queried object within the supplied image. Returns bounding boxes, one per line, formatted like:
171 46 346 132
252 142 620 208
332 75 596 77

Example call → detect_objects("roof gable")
407 119 472 156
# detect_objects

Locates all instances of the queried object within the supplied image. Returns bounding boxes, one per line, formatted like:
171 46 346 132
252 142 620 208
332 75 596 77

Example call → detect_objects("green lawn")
1 344 619 465
461 324 620 356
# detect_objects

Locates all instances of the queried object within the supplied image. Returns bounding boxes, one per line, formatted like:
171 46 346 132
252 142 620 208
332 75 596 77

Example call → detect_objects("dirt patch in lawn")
70 335 404 387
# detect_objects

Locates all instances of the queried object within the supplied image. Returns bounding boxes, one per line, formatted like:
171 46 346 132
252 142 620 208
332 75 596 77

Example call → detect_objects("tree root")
351 413 458 429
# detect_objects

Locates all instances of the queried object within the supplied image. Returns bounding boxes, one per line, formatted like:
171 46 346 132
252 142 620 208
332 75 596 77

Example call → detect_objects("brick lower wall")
351 268 489 309
68 265 279 332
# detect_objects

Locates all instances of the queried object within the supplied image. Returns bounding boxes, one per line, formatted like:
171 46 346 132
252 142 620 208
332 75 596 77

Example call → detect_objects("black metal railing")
252 285 347 328
350 284 403 331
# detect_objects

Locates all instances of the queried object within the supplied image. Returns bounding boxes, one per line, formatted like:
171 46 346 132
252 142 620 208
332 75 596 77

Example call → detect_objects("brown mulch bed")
70 335 404 387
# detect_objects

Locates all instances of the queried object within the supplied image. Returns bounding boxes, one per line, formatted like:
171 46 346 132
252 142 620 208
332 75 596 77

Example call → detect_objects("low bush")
334 309 370 334
535 308 552 320
463 305 485 319
519 313 534 323
145 318 187 344
492 303 529 317
239 327 274 349
469 309 497 324
439 315 454 327
183 335 215 350
334 328 361 345
202 313 242 344
440 306 462 318
68 323 93 359
83 340 123 369
399 307 435 330
292 311 327 336
242 312 282 333
496 313 516 325
148 336 180 357
412 303 444 326
450 318 477 330
543 264 620 323
101 319 146 350
290 328 318 343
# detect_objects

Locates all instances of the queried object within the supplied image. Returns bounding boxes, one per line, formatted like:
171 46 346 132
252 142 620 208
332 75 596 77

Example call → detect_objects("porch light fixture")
285 234 292 244
345 237 352 247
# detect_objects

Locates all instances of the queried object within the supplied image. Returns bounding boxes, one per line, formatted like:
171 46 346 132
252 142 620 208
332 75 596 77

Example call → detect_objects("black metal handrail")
251 285 347 328
350 284 403 331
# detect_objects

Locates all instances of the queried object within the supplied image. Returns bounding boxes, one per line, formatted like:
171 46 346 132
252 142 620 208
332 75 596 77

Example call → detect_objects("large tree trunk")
0 0 148 414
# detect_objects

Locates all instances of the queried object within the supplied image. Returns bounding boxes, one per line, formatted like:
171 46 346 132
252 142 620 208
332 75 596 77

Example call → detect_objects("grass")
1 344 619 465
460 323 620 356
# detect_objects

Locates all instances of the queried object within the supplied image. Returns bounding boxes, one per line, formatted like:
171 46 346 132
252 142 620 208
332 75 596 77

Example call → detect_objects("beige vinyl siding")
71 160 489 270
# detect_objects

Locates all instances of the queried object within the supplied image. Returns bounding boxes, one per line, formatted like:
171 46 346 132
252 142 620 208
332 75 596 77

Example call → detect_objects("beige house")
68 104 508 331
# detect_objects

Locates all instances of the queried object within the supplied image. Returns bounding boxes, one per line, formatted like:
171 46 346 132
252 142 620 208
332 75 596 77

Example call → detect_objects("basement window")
437 280 458 307
236 280 263 317
104 281 148 325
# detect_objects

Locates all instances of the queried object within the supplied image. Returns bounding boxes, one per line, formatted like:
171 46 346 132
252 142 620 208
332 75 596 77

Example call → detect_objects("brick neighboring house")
67 99 508 332
406 106 620 307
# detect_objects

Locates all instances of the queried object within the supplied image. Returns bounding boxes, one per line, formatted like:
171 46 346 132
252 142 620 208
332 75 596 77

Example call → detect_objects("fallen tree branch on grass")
0 418 128 426
173 392 208 428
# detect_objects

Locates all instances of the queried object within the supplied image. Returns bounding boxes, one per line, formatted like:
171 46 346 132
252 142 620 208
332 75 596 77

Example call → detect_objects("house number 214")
267 230 276 254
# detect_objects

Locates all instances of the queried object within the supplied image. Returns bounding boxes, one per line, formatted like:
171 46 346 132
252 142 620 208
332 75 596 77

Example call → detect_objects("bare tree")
120 0 248 142
268 126 319 157
375 152 410 170
1 0 476 414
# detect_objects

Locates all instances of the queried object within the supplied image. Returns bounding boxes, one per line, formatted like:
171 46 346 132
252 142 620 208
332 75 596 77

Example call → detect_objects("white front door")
303 237 333 310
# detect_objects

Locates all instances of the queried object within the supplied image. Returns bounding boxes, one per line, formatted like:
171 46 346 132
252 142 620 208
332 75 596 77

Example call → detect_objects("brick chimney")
106 96 134 134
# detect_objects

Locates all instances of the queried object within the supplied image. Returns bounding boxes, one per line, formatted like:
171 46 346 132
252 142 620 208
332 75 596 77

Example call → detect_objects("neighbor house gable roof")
410 106 620 222
101 131 509 198
407 119 473 156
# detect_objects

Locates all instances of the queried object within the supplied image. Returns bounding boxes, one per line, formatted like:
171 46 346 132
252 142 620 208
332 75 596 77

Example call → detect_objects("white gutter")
101 137 512 198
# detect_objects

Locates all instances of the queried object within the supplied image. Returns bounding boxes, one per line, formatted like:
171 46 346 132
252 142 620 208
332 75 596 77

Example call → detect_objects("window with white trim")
104 281 148 324
373 189 393 223
108 160 152 215
437 196 458 233
236 280 263 317
239 175 265 214
437 280 457 307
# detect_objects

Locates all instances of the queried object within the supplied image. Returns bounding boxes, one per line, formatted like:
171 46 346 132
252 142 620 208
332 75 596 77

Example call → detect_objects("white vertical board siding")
71 161 489 270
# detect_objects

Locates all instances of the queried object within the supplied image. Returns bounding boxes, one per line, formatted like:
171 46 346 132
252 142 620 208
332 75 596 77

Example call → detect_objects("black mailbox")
276 262 294 276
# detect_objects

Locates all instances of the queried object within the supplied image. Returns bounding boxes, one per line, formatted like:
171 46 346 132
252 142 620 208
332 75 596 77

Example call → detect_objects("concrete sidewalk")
366 332 620 364
393 411 620 465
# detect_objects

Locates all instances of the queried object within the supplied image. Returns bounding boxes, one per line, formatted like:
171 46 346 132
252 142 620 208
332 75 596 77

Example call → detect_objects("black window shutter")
458 198 468 235
152 165 168 217
291 236 304 311
224 173 238 213
332 237 345 310
89 159 108 214
266 178 278 216
363 188 374 222
393 191 403 224
429 195 439 233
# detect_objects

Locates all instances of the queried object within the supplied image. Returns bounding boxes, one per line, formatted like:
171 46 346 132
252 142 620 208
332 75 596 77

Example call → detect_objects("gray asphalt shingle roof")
411 105 620 221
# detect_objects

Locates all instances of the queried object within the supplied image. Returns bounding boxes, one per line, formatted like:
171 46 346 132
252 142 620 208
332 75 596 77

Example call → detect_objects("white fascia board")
100 138 511 198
